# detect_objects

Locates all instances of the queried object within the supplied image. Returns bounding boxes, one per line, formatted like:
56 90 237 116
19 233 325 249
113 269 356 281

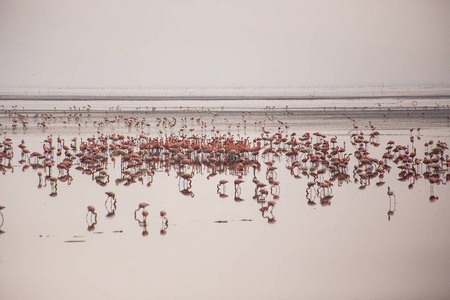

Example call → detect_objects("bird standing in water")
160 210 168 226
135 202 149 213
86 205 98 231
217 179 228 194
105 191 116 204
387 186 395 200
86 206 97 220
0 206 5 228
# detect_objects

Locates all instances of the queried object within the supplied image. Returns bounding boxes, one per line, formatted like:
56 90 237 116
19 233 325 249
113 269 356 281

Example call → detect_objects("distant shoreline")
1 93 450 102
1 87 450 101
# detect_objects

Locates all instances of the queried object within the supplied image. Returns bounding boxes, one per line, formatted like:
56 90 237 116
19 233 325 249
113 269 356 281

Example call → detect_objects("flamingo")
270 180 280 198
260 200 276 224
87 206 96 216
387 186 395 200
160 210 168 226
105 191 116 205
217 179 228 193
234 179 244 195
86 206 97 227
135 202 149 213
0 206 4 228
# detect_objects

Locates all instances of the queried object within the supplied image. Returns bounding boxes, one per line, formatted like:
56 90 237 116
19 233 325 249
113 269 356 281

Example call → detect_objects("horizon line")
1 86 450 100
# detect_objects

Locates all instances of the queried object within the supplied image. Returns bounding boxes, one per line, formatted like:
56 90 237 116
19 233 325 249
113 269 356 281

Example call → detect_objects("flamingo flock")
0 104 449 231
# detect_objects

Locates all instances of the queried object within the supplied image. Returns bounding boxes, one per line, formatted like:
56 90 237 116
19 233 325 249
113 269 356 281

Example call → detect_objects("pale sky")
1 0 449 91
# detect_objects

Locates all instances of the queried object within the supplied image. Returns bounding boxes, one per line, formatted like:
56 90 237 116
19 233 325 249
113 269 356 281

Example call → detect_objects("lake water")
1 97 450 299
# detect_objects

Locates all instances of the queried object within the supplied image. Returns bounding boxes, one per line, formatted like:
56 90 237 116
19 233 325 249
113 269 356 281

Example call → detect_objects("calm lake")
1 97 450 300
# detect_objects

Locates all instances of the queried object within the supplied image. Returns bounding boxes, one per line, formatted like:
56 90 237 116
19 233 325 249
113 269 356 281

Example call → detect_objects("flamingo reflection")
260 200 276 224
180 187 195 197
37 171 43 189
387 194 396 221
160 210 168 226
160 210 168 235
86 206 97 231
266 165 277 182
306 186 317 206
105 196 117 218
0 206 5 228
49 177 57 197
234 179 244 195
253 179 268 202
233 178 244 201
217 179 228 194
141 218 149 237
270 180 280 199
428 175 440 202
134 202 149 234
178 171 194 190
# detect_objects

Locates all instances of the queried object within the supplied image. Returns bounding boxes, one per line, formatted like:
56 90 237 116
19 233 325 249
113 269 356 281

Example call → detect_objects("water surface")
0 97 449 299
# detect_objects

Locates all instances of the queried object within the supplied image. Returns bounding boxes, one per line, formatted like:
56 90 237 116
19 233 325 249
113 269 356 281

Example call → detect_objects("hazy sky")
1 0 449 90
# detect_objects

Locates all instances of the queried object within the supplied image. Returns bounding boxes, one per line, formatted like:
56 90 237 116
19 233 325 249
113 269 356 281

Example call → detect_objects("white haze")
1 0 449 93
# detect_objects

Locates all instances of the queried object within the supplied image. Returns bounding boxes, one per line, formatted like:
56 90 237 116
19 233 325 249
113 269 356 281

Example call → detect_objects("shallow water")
1 99 450 300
